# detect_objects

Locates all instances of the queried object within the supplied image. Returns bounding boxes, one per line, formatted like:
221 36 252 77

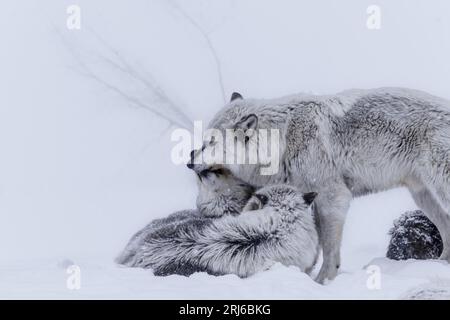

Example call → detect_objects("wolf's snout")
186 149 212 172
186 150 196 169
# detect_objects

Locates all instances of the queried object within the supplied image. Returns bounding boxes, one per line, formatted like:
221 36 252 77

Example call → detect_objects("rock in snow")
387 210 443 261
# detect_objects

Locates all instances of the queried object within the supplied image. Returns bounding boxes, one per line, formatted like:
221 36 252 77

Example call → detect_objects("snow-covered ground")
2 1 450 299
2 256 450 300
2 188 450 299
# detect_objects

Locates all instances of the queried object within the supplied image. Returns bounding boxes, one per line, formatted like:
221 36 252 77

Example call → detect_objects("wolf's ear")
230 92 243 102
303 192 318 206
235 114 258 131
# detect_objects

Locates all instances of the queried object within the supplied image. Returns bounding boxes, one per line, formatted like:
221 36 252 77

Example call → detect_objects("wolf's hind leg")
409 184 450 262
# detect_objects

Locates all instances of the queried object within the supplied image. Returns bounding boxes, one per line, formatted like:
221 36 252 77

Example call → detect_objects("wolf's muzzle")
186 150 196 169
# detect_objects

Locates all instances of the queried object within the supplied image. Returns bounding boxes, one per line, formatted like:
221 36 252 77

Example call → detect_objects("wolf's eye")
199 170 210 178
255 194 268 206
210 168 224 176
246 201 260 211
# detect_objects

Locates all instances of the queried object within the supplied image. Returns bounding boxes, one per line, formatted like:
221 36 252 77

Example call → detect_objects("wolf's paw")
315 264 338 285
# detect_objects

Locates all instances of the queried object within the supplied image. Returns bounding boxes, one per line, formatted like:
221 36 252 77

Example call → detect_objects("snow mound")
1 257 450 299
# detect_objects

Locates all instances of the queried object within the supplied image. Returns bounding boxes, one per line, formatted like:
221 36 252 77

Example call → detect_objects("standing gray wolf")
187 87 450 283
387 210 442 260
117 182 319 277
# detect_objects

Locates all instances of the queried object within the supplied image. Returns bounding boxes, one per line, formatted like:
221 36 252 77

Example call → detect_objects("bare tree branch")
81 69 189 129
168 1 227 103
88 28 193 128
54 26 192 131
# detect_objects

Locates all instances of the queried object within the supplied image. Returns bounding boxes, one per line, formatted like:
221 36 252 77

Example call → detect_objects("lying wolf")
116 168 255 266
116 172 319 277
188 88 450 283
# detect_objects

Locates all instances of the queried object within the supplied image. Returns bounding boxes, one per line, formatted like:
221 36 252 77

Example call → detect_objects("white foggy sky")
0 0 449 262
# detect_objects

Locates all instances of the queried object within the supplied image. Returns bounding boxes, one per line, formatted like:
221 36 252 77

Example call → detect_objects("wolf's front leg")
314 185 352 284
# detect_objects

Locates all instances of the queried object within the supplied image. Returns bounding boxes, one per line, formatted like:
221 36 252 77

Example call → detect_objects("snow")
2 257 450 299
2 0 450 299
2 188 450 299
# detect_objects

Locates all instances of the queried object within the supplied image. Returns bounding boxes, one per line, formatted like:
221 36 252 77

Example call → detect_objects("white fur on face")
195 169 255 217
191 115 282 179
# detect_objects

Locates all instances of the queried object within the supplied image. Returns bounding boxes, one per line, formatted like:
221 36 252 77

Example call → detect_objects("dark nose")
186 150 195 169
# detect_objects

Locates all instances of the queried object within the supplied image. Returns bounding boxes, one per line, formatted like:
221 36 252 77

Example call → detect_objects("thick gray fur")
195 168 256 217
189 87 450 283
116 184 319 278
116 168 254 267
116 209 203 267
